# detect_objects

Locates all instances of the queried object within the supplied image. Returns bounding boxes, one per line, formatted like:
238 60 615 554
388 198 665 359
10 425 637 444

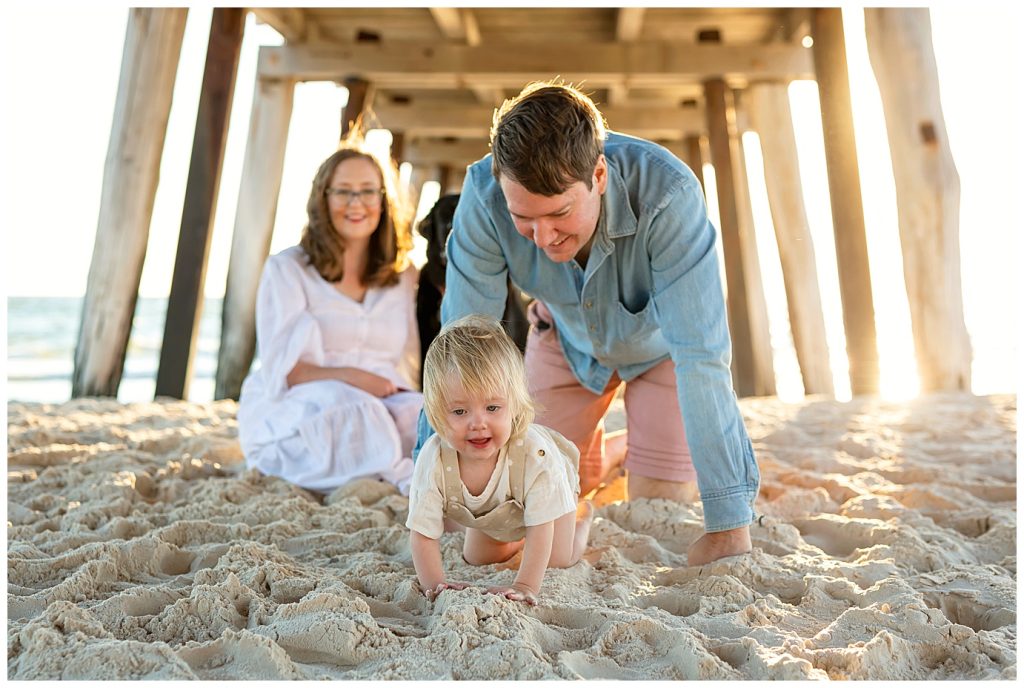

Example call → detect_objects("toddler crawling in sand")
406 315 593 605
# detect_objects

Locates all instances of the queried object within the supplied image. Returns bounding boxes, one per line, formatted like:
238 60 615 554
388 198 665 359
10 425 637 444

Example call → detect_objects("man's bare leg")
626 473 700 503
686 525 752 566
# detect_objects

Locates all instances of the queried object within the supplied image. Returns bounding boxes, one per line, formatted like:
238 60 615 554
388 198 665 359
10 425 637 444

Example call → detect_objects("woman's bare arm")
286 361 398 397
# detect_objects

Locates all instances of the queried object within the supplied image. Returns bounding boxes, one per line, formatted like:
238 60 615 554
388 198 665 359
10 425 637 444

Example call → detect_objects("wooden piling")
748 82 835 396
215 71 295 400
864 8 971 391
811 8 880 395
72 8 188 398
703 77 760 397
341 76 371 139
156 8 245 399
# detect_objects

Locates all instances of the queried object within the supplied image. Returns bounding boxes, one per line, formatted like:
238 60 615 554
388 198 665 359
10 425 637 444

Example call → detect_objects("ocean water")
6 296 1015 405
7 297 229 404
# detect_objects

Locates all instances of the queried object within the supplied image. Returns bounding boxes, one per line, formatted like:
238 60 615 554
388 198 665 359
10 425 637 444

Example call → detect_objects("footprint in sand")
914 568 1016 633
176 628 305 679
792 515 894 559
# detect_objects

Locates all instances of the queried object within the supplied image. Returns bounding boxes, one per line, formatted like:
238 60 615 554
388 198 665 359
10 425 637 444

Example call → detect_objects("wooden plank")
215 76 295 400
156 8 245 400
250 8 307 43
404 138 489 166
811 8 879 395
864 8 971 391
610 8 646 105
703 78 757 397
373 103 706 139
402 136 689 170
748 82 834 396
72 8 188 398
616 8 646 40
428 7 497 105
258 42 814 86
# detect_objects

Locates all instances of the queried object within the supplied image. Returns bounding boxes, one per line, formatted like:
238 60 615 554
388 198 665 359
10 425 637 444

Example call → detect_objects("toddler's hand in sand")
424 581 468 601
485 584 538 606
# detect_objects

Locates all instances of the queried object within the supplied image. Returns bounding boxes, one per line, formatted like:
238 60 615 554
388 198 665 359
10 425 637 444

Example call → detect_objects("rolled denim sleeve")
648 180 760 532
414 163 511 459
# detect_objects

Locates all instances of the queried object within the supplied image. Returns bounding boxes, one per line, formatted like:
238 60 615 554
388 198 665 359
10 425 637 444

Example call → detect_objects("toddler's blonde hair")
423 314 535 440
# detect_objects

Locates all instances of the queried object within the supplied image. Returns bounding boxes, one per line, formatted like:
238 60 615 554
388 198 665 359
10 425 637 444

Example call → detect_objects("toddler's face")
441 375 513 465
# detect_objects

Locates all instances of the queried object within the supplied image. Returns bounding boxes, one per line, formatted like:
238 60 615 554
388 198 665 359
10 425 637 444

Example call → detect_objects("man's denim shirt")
417 131 759 533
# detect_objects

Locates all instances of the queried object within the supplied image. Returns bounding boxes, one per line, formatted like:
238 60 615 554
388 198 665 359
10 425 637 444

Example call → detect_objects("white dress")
237 245 422 493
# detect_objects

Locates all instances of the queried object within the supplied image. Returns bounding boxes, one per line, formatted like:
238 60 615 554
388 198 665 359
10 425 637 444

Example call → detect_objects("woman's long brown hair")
300 139 412 287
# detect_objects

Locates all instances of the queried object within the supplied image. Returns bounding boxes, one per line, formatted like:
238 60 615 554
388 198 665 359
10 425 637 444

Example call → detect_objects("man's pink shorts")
524 306 697 485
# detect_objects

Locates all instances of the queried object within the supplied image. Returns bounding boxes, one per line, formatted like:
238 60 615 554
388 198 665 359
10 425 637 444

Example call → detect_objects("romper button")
446 466 452 471
538 449 545 457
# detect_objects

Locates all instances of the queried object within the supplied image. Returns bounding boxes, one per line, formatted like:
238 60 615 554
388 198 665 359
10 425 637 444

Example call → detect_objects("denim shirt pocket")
615 297 655 323
605 299 664 365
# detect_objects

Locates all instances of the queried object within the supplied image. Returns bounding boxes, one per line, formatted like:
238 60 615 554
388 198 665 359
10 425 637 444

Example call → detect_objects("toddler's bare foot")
686 525 752 566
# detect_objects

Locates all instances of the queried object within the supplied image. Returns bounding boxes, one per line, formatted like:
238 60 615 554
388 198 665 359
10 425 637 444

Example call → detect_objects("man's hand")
485 582 539 606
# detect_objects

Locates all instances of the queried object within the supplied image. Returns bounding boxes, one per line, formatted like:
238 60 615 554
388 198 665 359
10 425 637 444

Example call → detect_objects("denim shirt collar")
588 157 638 268
602 157 638 240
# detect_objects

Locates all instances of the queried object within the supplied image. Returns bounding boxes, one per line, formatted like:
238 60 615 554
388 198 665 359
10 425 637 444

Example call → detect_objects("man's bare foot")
580 431 628 495
627 473 700 503
573 500 595 558
686 525 752 566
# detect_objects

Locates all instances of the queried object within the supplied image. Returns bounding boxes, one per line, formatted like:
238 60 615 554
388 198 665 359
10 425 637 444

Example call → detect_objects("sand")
5 392 1016 680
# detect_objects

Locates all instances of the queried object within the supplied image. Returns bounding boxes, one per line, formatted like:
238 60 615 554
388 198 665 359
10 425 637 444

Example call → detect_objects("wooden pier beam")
447 166 467 194
215 71 295 400
156 8 245 399
682 134 706 192
341 76 372 139
748 81 834 396
733 89 777 397
703 77 760 397
72 8 188 398
864 8 971 391
811 8 880 395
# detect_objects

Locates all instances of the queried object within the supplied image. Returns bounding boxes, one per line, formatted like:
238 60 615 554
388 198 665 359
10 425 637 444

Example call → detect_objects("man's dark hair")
490 81 607 195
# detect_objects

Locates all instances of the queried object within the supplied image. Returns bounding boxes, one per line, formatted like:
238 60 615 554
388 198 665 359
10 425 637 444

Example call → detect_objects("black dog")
416 193 531 378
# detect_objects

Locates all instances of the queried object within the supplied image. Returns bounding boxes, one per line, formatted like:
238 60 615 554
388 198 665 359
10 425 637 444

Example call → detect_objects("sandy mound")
6 393 1016 679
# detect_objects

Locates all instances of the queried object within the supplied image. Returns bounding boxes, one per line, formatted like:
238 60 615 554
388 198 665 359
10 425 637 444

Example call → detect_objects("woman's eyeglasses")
325 188 384 207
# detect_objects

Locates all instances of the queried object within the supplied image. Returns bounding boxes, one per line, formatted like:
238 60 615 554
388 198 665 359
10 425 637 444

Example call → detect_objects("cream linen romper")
437 428 580 542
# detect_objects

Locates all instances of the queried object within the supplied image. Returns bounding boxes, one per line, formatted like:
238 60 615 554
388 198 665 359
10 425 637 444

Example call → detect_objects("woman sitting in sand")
407 315 594 606
237 136 422 495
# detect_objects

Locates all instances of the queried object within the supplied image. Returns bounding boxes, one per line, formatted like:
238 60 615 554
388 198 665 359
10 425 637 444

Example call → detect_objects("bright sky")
2 3 1021 400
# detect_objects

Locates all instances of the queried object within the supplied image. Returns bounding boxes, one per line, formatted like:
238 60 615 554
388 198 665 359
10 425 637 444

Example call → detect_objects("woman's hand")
485 582 539 606
286 362 398 397
341 368 399 397
423 581 469 602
